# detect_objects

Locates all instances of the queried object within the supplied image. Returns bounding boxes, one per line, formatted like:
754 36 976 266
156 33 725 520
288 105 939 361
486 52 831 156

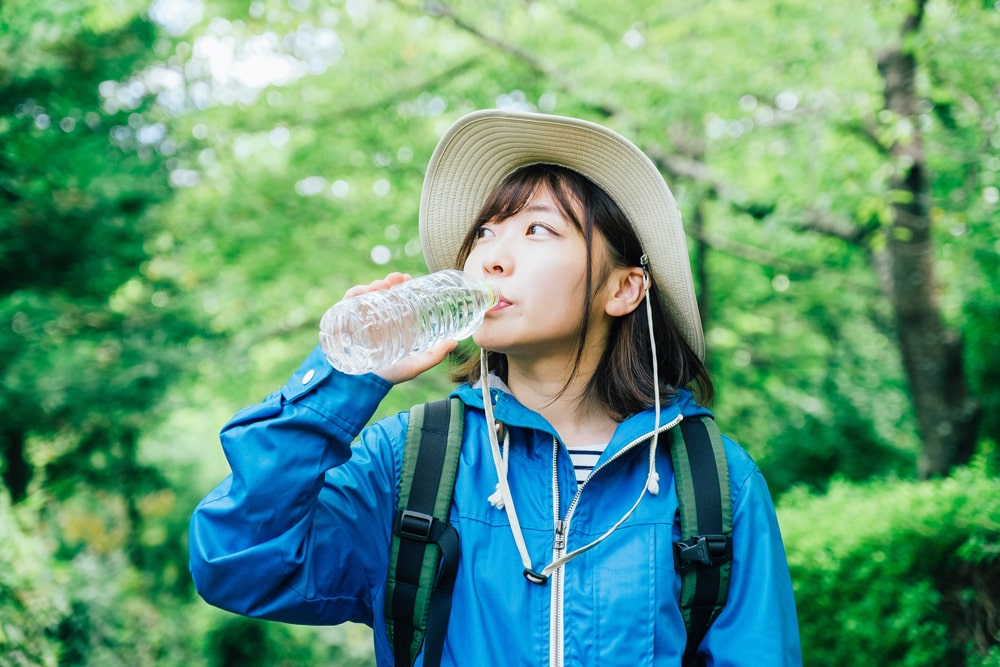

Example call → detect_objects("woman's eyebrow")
524 203 564 215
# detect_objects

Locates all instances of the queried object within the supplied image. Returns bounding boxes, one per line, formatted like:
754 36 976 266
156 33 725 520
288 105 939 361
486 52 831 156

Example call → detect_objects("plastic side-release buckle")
673 534 733 568
396 510 435 542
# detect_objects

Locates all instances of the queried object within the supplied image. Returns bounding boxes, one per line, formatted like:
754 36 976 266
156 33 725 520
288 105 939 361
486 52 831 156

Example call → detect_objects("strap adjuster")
396 510 435 542
674 534 732 568
522 568 549 585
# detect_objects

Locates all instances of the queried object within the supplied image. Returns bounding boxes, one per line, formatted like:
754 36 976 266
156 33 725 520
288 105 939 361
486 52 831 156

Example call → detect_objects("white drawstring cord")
480 349 536 575
536 257 670 576
487 427 510 509
641 254 662 495
538 430 670 576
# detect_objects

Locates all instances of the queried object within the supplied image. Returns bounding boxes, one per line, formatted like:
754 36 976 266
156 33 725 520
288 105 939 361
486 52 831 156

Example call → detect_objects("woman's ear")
604 266 646 317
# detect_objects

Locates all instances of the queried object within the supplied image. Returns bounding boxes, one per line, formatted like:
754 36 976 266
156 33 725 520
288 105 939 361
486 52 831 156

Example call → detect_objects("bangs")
456 165 587 266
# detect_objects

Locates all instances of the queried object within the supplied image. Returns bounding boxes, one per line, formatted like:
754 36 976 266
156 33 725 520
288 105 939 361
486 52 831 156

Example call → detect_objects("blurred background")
2 0 998 664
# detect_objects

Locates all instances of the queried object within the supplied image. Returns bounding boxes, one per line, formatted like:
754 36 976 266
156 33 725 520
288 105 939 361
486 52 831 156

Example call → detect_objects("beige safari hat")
419 109 705 360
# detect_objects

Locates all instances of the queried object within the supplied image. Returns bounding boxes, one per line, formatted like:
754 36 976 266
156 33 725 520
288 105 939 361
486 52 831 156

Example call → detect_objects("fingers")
374 339 458 385
343 272 411 299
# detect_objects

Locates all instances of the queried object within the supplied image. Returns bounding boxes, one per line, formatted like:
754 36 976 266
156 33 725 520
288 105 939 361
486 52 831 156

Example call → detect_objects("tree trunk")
876 0 981 478
2 426 30 502
692 198 710 333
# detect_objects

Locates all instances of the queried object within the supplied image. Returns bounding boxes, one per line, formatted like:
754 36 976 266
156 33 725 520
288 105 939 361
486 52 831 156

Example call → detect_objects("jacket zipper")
548 414 683 667
550 439 565 667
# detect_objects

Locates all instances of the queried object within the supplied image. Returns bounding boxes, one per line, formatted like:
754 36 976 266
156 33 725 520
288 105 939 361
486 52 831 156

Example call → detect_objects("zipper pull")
554 519 567 551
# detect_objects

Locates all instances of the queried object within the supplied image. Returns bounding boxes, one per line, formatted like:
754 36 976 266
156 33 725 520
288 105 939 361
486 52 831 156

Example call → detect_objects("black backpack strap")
385 397 464 667
671 416 733 666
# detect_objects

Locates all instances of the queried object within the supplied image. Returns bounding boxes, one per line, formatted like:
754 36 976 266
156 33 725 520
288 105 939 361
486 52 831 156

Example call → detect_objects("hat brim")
419 109 705 360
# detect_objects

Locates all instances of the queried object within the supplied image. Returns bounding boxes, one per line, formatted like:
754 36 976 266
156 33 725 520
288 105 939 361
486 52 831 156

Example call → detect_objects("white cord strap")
641 254 662 495
479 349 536 576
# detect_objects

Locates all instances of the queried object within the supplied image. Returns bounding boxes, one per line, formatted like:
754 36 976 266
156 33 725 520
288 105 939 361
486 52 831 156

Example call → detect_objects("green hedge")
1 492 61 667
778 460 1000 667
0 489 208 667
0 487 377 667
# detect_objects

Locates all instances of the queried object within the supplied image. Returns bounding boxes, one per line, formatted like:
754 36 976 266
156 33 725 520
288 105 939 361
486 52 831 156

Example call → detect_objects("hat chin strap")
642 254 662 496
479 260 664 582
480 349 534 574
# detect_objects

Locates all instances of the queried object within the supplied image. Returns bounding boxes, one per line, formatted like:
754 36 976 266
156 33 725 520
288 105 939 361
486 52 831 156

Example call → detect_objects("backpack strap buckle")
674 534 733 568
396 510 436 542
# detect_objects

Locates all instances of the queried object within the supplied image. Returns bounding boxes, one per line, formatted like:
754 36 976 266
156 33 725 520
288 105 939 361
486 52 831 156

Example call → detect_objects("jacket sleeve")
699 440 803 666
188 345 406 627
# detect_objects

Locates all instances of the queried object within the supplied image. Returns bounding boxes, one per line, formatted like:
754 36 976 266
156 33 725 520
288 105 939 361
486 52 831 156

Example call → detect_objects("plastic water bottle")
319 269 499 374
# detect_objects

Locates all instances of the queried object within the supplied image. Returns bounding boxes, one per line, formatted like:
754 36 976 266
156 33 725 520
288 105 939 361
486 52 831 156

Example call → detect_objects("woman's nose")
479 241 512 276
483 258 506 275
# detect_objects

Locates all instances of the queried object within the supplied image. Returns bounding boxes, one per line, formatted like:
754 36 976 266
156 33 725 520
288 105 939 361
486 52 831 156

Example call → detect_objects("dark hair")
449 164 713 417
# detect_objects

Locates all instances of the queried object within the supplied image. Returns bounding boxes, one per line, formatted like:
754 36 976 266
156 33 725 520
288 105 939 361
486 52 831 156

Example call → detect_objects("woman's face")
463 184 614 362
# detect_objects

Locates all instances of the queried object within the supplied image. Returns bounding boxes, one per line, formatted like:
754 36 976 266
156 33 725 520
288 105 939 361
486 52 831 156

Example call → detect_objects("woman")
189 109 802 666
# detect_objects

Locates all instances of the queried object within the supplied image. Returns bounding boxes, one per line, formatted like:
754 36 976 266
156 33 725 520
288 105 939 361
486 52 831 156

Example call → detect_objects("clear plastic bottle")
319 269 499 374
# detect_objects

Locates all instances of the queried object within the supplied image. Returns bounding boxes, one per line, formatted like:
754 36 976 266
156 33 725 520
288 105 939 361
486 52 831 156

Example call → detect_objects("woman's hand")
341 272 458 385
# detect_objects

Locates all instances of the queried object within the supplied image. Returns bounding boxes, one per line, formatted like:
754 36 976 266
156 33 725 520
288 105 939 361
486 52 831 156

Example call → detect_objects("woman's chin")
472 331 509 353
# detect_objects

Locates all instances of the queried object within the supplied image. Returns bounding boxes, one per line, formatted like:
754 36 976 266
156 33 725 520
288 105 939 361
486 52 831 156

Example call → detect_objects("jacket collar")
452 377 713 456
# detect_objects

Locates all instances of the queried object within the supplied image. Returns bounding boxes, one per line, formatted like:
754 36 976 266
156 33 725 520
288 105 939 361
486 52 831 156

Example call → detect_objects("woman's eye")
527 223 552 236
476 226 495 239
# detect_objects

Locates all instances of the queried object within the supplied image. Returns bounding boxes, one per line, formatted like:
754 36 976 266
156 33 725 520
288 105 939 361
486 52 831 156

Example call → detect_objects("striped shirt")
567 443 609 487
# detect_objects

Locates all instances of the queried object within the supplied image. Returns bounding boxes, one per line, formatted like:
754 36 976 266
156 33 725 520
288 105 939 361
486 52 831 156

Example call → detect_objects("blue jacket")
190 346 801 666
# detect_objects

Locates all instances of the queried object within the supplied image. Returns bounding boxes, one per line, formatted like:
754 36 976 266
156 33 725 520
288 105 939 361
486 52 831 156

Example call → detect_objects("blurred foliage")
780 458 1000 666
0 0 213 510
0 492 60 666
2 0 998 664
0 486 376 666
142 0 1000 482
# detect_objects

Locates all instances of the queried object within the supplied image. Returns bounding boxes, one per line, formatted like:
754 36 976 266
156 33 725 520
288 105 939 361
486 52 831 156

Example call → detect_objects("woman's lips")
488 298 512 313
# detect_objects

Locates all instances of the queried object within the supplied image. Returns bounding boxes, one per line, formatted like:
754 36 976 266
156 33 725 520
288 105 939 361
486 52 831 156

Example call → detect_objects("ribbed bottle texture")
319 269 499 374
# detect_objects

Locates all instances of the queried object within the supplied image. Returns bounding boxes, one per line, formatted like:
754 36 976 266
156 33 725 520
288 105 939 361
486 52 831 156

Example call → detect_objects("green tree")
169 0 999 488
810 0 987 477
0 0 205 536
